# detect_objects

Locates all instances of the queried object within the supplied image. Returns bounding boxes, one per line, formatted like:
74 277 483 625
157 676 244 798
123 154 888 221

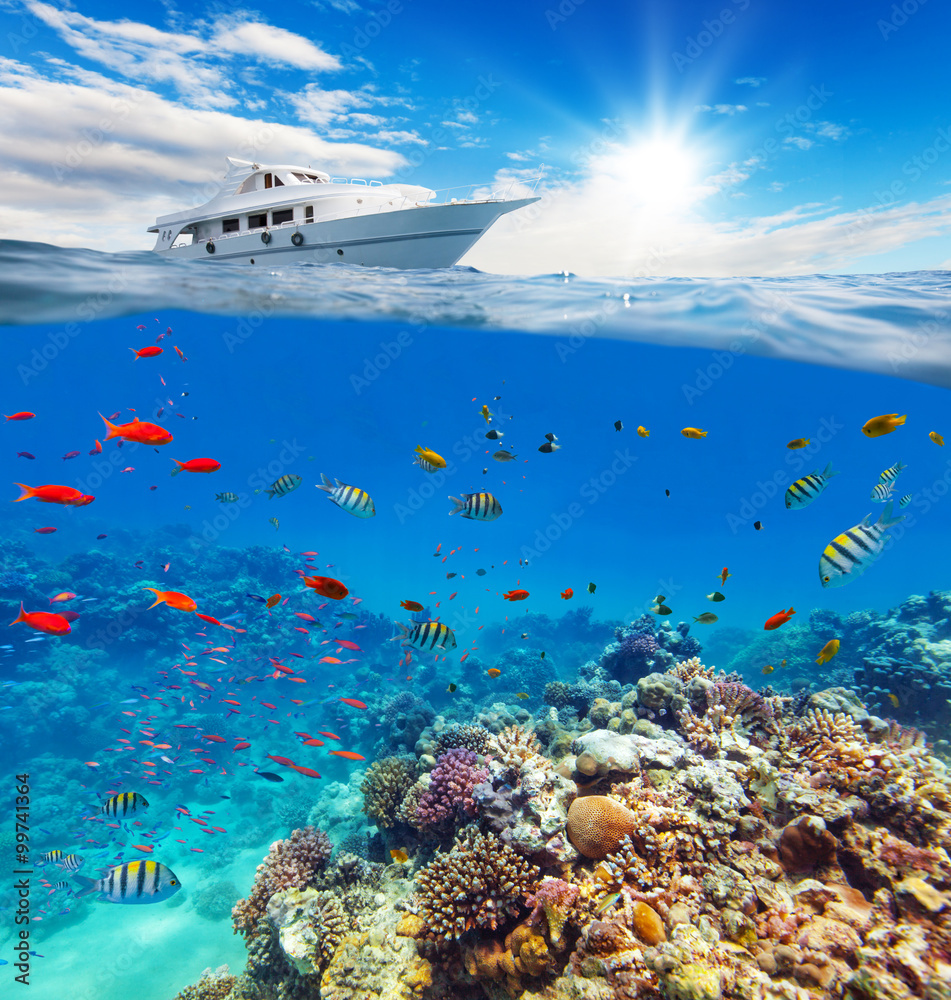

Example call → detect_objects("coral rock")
566 796 637 859
631 900 666 945
777 814 837 873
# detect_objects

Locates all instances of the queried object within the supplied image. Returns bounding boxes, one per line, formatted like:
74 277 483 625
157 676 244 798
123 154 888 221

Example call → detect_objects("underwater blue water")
0 241 949 998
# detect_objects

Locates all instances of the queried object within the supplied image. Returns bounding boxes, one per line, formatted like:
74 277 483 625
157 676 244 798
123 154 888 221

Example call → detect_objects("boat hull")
156 198 537 269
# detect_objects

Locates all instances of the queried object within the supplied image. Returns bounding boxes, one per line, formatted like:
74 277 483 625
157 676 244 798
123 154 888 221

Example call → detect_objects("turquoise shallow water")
0 242 949 997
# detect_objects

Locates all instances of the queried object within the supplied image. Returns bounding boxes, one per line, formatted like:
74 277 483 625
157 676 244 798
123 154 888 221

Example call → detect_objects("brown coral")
490 723 549 772
360 756 417 828
231 826 332 938
566 796 637 860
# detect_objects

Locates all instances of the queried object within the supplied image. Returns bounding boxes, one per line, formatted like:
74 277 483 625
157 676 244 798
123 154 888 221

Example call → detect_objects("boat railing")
429 175 542 205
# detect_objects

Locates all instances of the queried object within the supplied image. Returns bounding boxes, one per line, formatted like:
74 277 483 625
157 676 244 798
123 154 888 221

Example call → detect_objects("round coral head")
565 796 637 860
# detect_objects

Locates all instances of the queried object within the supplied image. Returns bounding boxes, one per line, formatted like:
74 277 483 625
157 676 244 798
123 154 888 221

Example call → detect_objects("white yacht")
148 157 539 269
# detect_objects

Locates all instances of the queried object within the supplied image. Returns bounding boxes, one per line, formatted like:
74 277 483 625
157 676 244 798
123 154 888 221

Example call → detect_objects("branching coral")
360 756 416 829
432 722 492 757
231 826 332 938
490 724 549 773
413 828 539 942
668 655 715 683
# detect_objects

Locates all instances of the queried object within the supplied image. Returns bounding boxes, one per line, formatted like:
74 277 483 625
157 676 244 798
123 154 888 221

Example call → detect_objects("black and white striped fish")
784 462 840 510
215 492 240 503
265 474 302 499
819 502 904 588
898 493 913 509
41 850 65 864
101 792 148 819
869 482 894 502
60 854 84 872
73 860 181 905
398 620 457 651
317 474 375 518
52 881 71 892
448 492 503 521
878 460 907 483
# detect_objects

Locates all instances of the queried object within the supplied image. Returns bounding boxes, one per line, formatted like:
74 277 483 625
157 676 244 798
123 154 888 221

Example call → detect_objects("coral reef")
411 748 488 831
360 756 417 829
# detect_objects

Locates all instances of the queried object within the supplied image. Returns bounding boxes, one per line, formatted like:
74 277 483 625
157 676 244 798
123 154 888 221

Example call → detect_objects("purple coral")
416 748 488 829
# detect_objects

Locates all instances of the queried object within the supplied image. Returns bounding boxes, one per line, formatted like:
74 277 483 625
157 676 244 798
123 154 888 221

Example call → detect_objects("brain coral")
414 828 539 942
360 756 417 829
566 796 637 860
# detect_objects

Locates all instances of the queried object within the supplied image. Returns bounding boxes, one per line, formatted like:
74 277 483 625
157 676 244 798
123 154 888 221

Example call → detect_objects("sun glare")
600 136 701 216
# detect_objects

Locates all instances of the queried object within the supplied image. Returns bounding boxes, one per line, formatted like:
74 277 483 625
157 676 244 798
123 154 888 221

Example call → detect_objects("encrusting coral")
359 755 416 829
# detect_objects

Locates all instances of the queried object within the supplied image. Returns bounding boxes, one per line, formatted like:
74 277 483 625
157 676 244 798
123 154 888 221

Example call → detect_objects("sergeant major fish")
784 462 840 510
448 492 502 521
317 474 375 518
266 474 302 499
101 792 148 819
73 860 181 904
819 502 905 588
397 620 457 651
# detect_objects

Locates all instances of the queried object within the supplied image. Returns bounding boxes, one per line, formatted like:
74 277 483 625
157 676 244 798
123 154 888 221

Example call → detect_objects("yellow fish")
815 638 840 665
787 438 810 450
929 431 945 446
887 692 900 708
681 427 707 439
269 516 279 531
862 413 906 438
414 446 447 472
390 849 409 863
487 668 501 677
515 692 530 699
762 664 774 675
480 405 490 424
637 426 649 438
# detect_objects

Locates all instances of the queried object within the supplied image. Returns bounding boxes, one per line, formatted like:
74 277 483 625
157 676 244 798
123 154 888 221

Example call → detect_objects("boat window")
222 217 240 233
292 172 313 183
272 208 294 225
274 176 284 186
306 174 322 182
264 173 272 189
249 213 268 229
305 205 313 221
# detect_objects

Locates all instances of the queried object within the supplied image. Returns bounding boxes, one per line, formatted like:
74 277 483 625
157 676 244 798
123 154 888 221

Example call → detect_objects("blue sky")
1 0 950 274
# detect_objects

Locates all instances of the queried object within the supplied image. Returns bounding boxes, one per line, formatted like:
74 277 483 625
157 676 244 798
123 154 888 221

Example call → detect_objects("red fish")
195 613 221 626
317 731 340 740
503 589 529 601
265 593 281 609
89 440 103 455
49 592 76 604
267 755 296 767
61 451 80 460
202 735 226 743
763 607 795 631
233 742 251 751
99 413 173 446
173 345 187 361
560 588 573 599
294 613 318 623
4 411 35 421
143 588 197 612
400 600 424 612
34 527 57 534
16 452 35 459
289 764 321 778
304 576 349 600
338 698 367 709
301 738 324 747
130 346 163 359
13 483 94 506
9 603 71 635
319 656 342 664
329 750 365 761
335 640 362 651
57 610 81 623
170 458 221 476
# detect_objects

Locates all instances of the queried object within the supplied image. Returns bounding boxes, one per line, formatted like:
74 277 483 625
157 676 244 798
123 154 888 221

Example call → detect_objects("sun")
596 135 701 216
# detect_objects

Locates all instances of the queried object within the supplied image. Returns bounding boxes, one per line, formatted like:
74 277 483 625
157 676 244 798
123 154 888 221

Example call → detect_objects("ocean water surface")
0 241 949 999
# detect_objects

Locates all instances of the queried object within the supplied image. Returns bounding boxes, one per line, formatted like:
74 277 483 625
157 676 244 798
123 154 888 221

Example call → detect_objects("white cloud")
695 104 748 116
23 2 340 108
813 121 850 141
784 136 813 150
735 76 766 87
211 20 340 71
0 57 407 249
462 148 951 277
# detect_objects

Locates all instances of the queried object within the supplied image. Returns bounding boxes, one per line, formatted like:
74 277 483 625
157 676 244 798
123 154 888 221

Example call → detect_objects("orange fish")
487 668 501 677
33 526 57 534
317 731 340 740
319 656 343 664
4 411 35 421
329 750 365 761
170 457 221 476
400 600 424 612
195 613 221 626
290 764 321 778
13 483 94 506
99 413 173 446
49 592 76 604
131 843 154 852
265 593 281 609
268 755 296 767
763 607 796 631
719 567 731 587
338 698 367 709
335 640 361 651
233 742 251 750
560 588 573 600
173 345 187 361
143 588 198 612
9 603 71 635
130 346 163 360
301 738 324 747
202 734 226 743
304 576 349 600
503 589 529 601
